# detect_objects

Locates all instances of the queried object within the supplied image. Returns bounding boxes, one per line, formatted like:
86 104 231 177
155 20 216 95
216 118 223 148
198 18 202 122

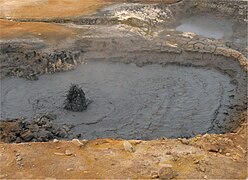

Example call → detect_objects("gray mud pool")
1 61 235 139
176 15 233 39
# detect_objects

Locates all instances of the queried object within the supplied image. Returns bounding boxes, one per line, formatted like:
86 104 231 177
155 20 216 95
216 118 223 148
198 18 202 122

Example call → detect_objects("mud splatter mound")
64 84 89 112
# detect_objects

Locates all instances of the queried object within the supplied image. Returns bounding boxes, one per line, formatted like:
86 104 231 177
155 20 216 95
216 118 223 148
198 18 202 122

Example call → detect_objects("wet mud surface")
1 61 235 139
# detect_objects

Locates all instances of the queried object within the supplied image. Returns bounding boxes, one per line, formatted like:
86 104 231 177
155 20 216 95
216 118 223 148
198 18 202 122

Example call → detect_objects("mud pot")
0 0 247 140
0 59 245 140
0 0 247 179
175 15 233 39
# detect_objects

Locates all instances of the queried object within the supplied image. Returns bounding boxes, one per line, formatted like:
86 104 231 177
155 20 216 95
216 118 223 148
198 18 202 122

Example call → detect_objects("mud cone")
64 84 88 112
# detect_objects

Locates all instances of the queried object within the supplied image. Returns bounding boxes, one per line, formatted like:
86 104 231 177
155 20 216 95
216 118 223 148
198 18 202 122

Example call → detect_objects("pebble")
225 153 231 156
54 152 64 156
16 154 22 162
65 150 72 156
53 139 59 143
66 168 74 171
72 139 85 147
204 175 207 179
180 138 189 145
193 160 200 164
123 141 135 153
16 156 22 161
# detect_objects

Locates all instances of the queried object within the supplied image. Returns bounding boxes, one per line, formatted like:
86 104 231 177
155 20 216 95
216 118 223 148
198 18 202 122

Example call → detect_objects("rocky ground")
0 0 247 179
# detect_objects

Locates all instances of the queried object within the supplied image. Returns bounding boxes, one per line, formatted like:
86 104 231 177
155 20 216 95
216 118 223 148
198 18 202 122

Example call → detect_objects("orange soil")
0 19 79 43
0 0 112 19
0 0 181 20
0 122 247 179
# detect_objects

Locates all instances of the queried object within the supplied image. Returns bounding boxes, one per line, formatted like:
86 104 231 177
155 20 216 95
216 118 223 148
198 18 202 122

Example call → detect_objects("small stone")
53 139 59 143
180 138 189 145
72 139 85 147
16 156 22 161
123 141 135 153
54 152 64 156
67 168 74 171
193 160 200 164
65 150 72 156
204 175 207 179
150 171 159 178
225 153 231 156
